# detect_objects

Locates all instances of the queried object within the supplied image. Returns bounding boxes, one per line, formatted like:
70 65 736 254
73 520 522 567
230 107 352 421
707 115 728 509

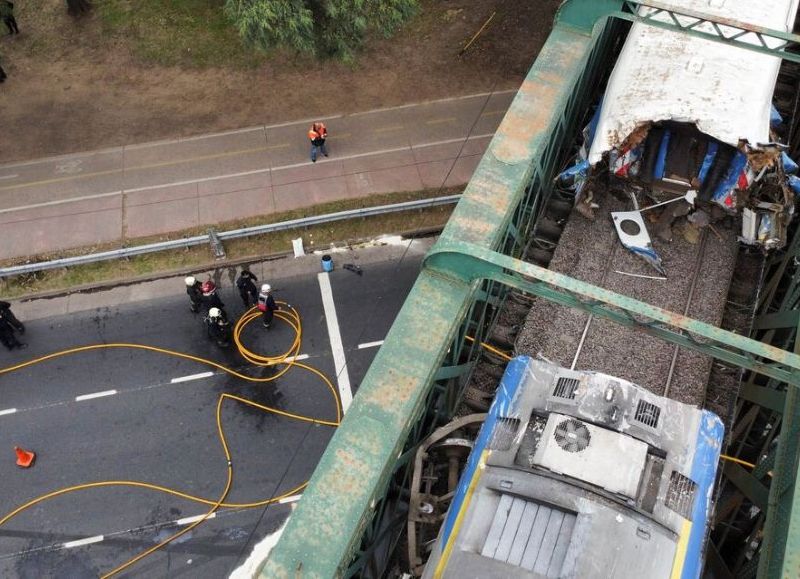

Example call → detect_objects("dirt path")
0 0 560 163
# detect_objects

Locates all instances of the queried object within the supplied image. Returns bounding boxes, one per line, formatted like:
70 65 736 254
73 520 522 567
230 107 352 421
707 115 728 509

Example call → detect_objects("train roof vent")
481 494 577 575
488 418 520 451
634 399 662 430
552 376 580 400
664 471 697 520
553 419 591 453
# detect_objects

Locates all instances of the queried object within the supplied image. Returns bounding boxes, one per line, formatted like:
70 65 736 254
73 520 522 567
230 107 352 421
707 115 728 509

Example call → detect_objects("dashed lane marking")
357 341 384 350
426 117 456 125
373 125 405 133
171 371 214 384
175 512 217 526
62 535 104 549
318 272 353 413
0 408 17 416
278 494 303 505
75 390 117 402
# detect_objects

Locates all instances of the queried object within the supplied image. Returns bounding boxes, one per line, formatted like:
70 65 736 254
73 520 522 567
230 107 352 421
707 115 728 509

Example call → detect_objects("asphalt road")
0 252 422 578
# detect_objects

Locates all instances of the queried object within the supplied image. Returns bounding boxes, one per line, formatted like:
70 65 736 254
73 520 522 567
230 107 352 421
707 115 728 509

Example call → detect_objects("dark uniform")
1 1 18 35
257 290 277 329
186 280 203 313
205 310 231 347
236 269 259 308
201 290 225 314
0 301 25 350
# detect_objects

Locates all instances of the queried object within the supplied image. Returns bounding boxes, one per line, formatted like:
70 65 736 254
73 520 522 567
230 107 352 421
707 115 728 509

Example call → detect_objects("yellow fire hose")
0 303 340 578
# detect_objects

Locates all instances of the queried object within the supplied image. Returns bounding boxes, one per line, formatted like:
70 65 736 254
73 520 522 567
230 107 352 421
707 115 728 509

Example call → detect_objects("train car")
572 0 800 259
422 356 724 579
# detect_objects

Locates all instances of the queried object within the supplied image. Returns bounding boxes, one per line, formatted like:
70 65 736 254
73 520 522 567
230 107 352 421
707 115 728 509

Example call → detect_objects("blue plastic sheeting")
653 130 671 181
771 104 783 128
783 152 799 175
713 151 748 204
697 142 719 185
556 159 590 193
789 175 800 196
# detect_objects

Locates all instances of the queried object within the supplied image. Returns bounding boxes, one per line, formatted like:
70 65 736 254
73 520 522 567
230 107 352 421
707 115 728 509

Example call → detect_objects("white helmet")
185 276 196 286
209 307 221 318
261 284 271 293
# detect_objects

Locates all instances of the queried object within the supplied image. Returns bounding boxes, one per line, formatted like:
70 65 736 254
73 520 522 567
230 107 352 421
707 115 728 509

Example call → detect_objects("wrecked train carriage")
580 0 800 251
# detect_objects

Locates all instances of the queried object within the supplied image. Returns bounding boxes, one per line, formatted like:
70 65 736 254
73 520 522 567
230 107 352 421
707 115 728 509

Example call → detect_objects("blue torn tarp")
713 150 748 208
789 175 800 196
783 152 798 175
556 159 590 194
771 104 783 128
697 142 719 185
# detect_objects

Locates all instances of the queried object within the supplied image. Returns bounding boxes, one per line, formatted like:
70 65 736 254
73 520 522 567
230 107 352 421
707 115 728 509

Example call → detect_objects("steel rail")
0 194 460 278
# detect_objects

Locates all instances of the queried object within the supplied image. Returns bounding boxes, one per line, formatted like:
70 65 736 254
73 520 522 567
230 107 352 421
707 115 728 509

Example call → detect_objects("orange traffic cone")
14 446 35 468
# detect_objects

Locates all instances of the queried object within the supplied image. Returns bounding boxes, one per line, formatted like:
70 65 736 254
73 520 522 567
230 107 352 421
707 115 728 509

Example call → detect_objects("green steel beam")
425 241 800 387
614 1 800 65
739 382 787 414
760 313 800 579
723 462 770 512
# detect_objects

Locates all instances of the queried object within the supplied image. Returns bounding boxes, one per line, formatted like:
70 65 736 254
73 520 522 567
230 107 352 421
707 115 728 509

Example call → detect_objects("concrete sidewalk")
0 90 515 260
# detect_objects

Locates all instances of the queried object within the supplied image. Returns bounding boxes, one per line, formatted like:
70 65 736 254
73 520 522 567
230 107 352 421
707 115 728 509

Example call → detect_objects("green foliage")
225 0 419 60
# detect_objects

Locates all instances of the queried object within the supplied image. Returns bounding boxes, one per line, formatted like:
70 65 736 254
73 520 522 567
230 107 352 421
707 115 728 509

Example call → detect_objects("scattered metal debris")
343 263 363 275
611 210 666 275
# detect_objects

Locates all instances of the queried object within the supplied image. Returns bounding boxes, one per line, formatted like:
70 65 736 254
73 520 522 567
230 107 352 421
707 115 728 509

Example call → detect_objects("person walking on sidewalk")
308 122 328 163
236 267 259 308
257 284 278 329
1 1 18 35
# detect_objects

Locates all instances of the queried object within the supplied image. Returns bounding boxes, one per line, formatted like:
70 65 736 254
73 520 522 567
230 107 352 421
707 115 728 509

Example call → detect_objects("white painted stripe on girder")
0 408 17 416
171 371 214 384
62 535 104 549
75 389 117 402
175 512 217 526
357 340 384 350
318 272 353 413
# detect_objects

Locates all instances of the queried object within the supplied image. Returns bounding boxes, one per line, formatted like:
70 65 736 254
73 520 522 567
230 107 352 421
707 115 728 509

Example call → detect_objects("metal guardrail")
0 194 460 278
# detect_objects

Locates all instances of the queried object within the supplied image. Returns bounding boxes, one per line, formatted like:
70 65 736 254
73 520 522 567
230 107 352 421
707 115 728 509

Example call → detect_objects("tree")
225 0 418 61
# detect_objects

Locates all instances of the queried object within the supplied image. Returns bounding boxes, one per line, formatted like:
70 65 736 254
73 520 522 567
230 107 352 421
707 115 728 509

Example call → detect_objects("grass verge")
0 188 460 299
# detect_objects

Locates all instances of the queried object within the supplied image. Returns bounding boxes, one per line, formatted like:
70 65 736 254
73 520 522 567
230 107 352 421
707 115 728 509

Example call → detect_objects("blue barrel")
321 254 333 272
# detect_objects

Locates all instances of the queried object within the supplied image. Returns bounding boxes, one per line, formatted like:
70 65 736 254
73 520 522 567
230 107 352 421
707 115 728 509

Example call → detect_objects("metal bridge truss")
265 2 800 577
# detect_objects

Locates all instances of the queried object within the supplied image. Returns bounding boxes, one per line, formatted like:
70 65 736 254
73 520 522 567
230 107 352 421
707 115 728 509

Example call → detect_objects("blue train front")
423 357 724 579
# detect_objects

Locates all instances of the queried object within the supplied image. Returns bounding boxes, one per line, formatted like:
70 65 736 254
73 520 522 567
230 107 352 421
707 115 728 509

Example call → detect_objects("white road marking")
62 535 104 549
0 190 122 215
318 272 353 412
0 408 17 416
358 340 384 350
171 371 214 384
278 494 303 505
175 512 217 526
285 353 309 362
75 389 117 402
0 173 18 180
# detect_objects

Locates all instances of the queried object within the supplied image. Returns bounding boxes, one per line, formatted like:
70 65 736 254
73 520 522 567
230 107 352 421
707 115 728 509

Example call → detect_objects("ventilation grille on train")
553 419 591 453
634 399 662 429
488 418 520 451
552 377 579 400
664 471 697 520
481 494 577 576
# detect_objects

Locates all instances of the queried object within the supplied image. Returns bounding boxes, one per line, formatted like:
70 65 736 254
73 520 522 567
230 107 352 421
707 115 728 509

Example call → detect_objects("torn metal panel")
588 0 800 165
611 210 666 275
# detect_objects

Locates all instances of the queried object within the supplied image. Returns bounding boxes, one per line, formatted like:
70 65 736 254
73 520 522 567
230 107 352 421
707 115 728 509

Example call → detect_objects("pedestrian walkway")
0 90 516 260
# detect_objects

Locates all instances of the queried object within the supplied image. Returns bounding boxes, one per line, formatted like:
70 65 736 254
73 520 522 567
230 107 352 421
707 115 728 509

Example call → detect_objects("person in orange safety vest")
308 122 328 163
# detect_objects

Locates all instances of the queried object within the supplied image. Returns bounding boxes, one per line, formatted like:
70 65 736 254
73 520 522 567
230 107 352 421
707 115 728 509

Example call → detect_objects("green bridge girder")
264 1 800 577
